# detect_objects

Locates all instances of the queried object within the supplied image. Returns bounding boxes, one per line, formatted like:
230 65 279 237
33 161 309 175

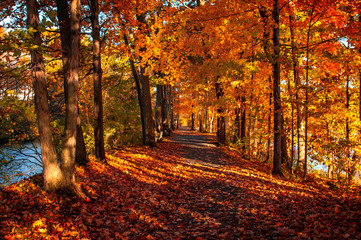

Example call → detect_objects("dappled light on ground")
1 129 361 239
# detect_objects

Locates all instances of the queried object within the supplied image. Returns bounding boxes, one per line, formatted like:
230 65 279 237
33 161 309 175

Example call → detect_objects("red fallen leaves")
1 129 361 239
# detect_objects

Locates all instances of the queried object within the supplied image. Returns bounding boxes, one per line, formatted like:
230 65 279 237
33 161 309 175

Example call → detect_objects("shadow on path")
166 126 223 167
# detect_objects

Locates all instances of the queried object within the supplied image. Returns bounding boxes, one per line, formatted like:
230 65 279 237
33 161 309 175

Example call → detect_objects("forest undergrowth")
1 129 361 239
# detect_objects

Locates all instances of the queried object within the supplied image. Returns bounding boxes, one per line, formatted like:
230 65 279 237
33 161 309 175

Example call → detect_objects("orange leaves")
2 129 361 239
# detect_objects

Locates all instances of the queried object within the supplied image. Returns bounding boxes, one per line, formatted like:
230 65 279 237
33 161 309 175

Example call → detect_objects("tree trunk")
76 109 88 166
191 111 195 130
57 0 88 166
91 0 106 162
27 0 64 191
169 86 175 130
210 110 214 133
304 7 315 179
135 13 155 147
280 115 289 165
60 0 81 186
123 34 146 145
241 96 246 150
140 66 155 146
272 0 283 176
215 77 228 145
234 105 241 142
259 8 273 162
161 84 171 136
156 84 163 138
289 10 300 173
267 78 272 162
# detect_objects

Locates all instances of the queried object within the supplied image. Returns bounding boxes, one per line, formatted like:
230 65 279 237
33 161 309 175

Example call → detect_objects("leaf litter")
1 129 361 239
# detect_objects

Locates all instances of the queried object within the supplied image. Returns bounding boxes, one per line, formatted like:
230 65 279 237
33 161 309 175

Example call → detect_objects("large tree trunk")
56 0 88 166
91 0 106 162
26 0 64 191
140 67 155 146
272 0 283 176
60 0 81 186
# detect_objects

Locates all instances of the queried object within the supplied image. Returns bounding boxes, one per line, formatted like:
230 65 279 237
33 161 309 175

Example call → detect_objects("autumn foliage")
1 0 361 238
1 129 361 239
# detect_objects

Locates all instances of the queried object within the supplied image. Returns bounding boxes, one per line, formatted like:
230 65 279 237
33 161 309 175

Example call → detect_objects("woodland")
1 0 361 238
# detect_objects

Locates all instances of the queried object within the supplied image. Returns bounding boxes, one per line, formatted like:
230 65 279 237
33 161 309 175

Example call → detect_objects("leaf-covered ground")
1 127 361 239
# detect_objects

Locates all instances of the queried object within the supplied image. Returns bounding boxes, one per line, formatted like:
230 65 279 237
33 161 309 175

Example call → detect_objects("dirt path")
166 126 223 168
1 127 361 239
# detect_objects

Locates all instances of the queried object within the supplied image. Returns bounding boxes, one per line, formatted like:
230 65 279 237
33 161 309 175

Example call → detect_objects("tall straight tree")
26 0 64 191
137 13 155 147
60 0 81 186
91 0 106 162
289 8 305 172
56 0 88 166
272 0 283 176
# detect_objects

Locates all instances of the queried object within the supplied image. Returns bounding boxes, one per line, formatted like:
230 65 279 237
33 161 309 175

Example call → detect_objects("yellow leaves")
32 218 47 234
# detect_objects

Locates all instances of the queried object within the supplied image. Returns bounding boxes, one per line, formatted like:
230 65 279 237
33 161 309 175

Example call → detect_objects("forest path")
1 127 360 239
165 126 223 168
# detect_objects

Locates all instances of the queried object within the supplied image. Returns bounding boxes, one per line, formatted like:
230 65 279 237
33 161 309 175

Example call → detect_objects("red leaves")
1 130 361 239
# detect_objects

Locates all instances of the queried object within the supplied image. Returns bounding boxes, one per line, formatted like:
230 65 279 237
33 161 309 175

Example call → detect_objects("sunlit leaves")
2 130 361 239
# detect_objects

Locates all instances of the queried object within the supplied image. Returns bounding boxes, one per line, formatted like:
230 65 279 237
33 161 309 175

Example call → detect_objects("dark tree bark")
56 0 88 166
191 111 195 130
140 66 156 146
272 0 283 176
26 0 64 191
215 77 228 145
75 109 88 166
123 34 146 145
240 96 246 150
160 84 171 136
91 0 106 162
60 0 81 186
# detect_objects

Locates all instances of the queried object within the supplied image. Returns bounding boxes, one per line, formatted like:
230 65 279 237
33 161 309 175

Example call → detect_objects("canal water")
0 141 42 187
